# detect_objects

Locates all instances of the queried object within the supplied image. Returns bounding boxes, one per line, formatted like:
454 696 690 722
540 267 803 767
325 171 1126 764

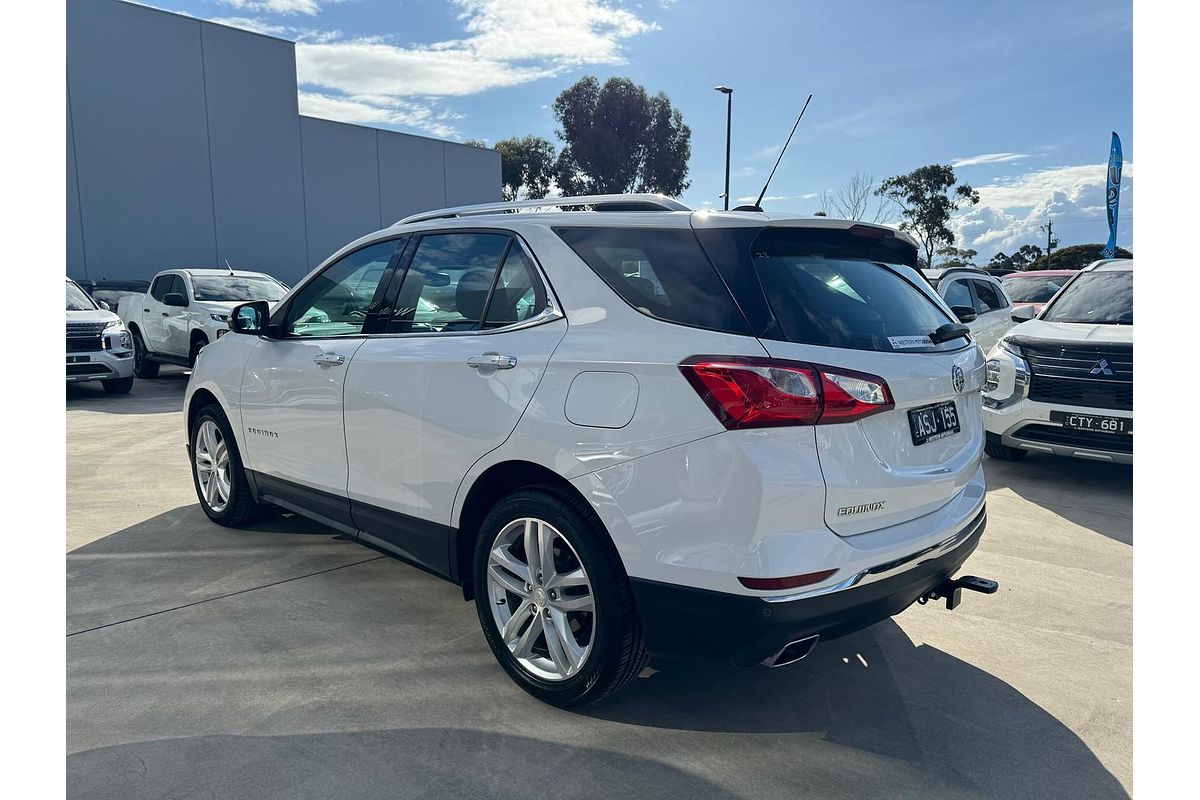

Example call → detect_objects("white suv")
983 259 1132 464
184 195 997 706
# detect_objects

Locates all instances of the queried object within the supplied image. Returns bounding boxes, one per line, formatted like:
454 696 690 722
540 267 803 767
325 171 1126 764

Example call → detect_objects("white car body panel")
185 200 992 660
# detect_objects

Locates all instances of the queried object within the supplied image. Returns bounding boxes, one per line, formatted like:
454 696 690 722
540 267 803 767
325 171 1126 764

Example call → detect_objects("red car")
1001 270 1076 316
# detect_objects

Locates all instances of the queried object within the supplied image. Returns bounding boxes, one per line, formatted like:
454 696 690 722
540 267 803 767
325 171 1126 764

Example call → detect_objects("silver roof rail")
394 194 691 226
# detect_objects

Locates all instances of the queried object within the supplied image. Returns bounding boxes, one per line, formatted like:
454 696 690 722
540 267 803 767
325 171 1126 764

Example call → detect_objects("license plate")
67 355 91 363
908 401 961 446
1049 411 1131 435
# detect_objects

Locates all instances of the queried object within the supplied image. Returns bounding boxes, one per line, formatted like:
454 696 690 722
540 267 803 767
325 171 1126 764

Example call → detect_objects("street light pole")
715 86 733 210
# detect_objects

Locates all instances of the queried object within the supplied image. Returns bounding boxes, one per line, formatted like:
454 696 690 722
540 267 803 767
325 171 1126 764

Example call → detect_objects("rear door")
343 232 567 573
702 225 986 536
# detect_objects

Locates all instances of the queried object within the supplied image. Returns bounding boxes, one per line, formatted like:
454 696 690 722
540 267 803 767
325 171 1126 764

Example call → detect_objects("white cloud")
949 162 1133 257
219 0 323 16
298 92 462 138
208 16 289 36
950 152 1027 168
296 0 657 98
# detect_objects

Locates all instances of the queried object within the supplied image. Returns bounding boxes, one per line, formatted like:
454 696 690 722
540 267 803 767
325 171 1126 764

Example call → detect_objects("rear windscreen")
554 226 750 335
746 228 954 353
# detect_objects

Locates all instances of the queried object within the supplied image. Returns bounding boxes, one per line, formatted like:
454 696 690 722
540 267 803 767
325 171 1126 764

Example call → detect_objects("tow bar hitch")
919 575 998 611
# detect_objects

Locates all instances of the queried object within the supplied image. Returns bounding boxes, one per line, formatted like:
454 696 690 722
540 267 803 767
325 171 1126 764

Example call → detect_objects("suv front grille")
67 321 107 353
1013 423 1133 454
1021 341 1132 411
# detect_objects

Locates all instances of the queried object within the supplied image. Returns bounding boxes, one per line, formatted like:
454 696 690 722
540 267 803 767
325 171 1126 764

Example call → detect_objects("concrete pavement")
66 375 1132 799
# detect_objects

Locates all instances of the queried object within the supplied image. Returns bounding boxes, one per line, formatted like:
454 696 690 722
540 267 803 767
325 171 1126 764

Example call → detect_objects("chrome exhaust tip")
761 634 819 668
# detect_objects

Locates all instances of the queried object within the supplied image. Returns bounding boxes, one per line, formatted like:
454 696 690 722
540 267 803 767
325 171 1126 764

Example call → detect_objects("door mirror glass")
163 292 188 308
230 300 269 334
1011 305 1036 323
950 305 977 323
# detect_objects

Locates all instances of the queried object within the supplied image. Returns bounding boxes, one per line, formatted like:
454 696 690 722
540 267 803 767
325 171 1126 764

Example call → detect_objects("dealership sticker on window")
888 335 934 349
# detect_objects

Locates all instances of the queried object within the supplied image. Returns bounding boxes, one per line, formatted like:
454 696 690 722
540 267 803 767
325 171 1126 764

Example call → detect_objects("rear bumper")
630 505 987 666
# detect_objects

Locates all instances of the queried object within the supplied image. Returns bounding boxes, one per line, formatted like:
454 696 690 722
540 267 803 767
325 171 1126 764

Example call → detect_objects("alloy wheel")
194 419 231 513
486 517 595 681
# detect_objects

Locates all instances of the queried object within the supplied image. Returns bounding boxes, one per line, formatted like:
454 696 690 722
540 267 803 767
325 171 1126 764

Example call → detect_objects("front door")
238 238 405 525
343 233 567 574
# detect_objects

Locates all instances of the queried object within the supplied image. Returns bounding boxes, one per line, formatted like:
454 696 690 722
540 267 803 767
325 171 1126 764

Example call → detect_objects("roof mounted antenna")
224 258 235 276
735 93 813 212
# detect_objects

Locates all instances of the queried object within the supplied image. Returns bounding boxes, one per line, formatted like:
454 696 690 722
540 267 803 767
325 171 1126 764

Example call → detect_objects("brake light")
679 356 893 429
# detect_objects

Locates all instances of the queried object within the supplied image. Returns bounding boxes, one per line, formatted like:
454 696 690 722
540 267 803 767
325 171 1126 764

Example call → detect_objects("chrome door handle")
467 353 517 370
313 353 346 367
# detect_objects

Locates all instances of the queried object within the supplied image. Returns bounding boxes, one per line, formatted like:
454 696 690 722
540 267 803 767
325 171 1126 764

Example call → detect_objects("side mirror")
1010 305 1036 323
230 300 270 335
163 292 188 308
97 300 112 312
950 305 977 323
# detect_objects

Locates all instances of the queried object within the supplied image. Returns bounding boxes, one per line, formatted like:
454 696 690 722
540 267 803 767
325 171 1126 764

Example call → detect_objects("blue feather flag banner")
1101 132 1123 259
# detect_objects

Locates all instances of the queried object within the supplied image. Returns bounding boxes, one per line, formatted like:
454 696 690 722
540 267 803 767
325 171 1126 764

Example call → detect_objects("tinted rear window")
554 227 750 335
745 228 954 352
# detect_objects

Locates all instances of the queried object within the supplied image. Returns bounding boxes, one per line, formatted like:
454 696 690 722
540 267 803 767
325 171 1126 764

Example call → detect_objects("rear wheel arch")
456 461 609 600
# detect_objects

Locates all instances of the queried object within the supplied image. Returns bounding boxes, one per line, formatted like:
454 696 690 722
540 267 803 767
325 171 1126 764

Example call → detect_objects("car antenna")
734 93 813 213
224 258 235 276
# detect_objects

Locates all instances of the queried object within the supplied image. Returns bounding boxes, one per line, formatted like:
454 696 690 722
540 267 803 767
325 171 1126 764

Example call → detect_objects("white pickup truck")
118 268 288 377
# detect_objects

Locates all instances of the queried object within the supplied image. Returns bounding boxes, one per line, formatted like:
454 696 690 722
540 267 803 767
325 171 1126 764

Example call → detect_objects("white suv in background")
184 195 998 706
927 267 1016 353
66 278 135 393
983 259 1132 464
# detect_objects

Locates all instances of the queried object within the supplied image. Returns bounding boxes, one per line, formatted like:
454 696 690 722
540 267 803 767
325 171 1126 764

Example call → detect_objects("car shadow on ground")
67 505 1128 799
67 728 743 800
580 622 1127 798
66 369 190 415
983 452 1132 545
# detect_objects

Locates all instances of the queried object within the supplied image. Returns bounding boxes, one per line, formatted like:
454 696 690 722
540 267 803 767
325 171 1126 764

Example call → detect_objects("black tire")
132 329 159 378
985 432 1028 461
101 376 133 394
473 486 648 708
189 334 209 368
189 403 264 526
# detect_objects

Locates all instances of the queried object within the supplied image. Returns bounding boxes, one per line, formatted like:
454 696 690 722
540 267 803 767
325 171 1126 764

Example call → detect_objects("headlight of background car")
983 338 1030 408
103 319 131 351
210 313 229 324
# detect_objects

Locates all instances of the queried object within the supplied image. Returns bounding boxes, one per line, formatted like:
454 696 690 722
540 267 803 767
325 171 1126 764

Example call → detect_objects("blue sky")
140 0 1132 260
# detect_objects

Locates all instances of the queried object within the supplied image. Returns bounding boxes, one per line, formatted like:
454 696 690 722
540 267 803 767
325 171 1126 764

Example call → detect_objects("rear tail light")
679 356 894 429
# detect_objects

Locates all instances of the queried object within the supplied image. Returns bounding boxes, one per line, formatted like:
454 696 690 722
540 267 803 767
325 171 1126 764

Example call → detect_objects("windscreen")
192 275 287 302
66 281 95 311
748 229 954 352
1004 275 1069 304
1042 270 1132 324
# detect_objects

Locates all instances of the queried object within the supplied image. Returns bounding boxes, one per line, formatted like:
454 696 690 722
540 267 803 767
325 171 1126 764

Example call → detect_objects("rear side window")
747 229 953 353
554 227 750 335
388 233 512 333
